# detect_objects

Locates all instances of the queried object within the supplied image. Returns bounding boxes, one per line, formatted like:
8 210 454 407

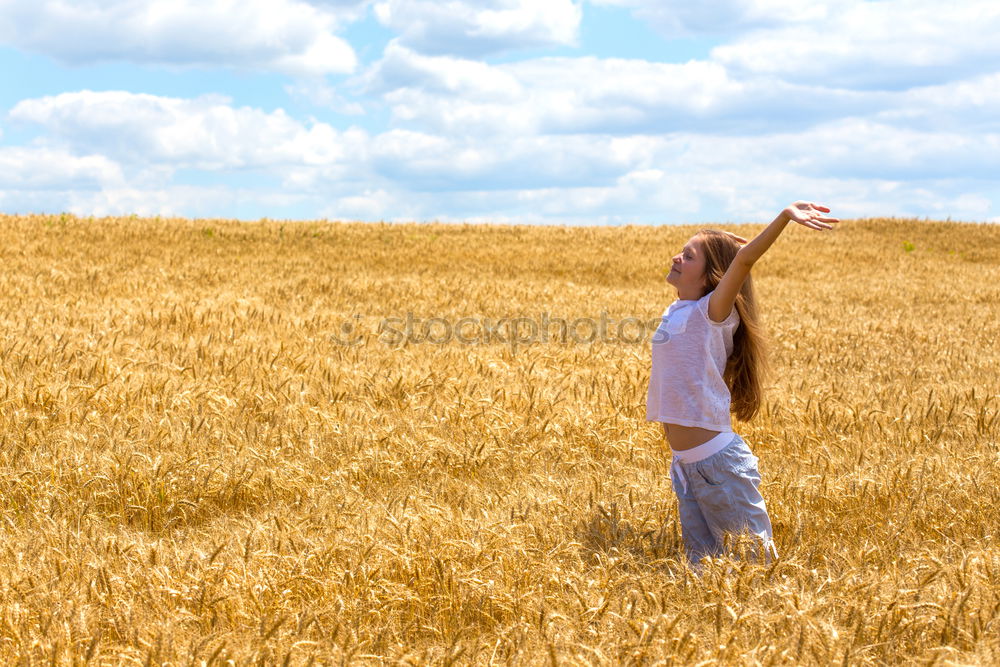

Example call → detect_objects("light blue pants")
669 432 778 566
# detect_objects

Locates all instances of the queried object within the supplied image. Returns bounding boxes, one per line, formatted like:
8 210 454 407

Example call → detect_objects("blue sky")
1 0 998 224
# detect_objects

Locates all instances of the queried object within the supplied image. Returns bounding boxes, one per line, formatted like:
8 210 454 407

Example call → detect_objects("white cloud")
370 129 644 189
323 189 399 220
364 44 879 136
6 83 998 223
0 183 312 219
0 146 124 190
2 91 377 217
0 0 361 75
711 0 1000 89
60 186 237 218
589 1 1000 91
284 80 366 115
373 0 582 55
9 91 369 171
365 43 524 100
783 120 1000 180
354 114 999 222
326 166 993 225
881 73 1000 132
314 115 1000 222
3 0 999 225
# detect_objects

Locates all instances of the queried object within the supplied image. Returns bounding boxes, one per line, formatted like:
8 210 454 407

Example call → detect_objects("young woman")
646 201 839 567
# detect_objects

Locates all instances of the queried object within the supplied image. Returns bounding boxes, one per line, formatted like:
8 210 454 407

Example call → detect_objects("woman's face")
665 235 708 297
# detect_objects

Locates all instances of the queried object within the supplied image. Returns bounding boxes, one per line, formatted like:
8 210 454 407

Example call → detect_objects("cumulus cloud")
0 182 314 219
373 0 582 55
3 1 998 224
2 91 376 218
0 0 362 75
0 146 124 190
7 82 997 223
711 0 1000 90
635 121 1000 188
9 91 369 171
321 188 401 221
321 165 993 225
0 144 165 216
357 114 999 222
589 1 1000 91
370 129 647 190
883 73 1000 132
364 43 879 136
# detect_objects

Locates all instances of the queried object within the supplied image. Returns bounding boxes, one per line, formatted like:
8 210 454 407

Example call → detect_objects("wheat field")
0 213 998 665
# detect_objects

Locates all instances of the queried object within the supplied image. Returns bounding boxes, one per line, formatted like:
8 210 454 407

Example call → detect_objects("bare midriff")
661 422 725 451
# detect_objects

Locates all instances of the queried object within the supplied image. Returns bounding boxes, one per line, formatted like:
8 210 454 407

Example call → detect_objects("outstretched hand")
783 201 839 230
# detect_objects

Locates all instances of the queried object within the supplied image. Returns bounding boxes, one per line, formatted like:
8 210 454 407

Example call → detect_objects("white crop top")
645 289 740 430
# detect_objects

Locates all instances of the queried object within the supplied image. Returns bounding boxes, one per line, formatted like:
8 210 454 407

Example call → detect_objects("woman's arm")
707 202 838 323
739 201 837 264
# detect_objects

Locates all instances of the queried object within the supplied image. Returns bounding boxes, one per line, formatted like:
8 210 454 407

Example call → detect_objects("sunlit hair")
693 229 769 422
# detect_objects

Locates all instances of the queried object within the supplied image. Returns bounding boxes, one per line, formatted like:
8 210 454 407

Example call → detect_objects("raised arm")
707 202 839 323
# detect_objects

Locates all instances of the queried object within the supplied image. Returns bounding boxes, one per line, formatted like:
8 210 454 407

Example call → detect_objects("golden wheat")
0 213 998 664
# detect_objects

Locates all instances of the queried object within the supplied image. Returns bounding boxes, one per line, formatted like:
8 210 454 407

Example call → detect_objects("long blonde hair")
695 230 769 422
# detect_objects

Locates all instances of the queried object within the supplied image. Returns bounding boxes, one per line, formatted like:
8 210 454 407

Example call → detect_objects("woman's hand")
718 202 838 276
782 201 839 230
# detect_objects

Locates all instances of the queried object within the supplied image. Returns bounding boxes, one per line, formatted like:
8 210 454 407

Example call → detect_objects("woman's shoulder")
695 289 739 327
